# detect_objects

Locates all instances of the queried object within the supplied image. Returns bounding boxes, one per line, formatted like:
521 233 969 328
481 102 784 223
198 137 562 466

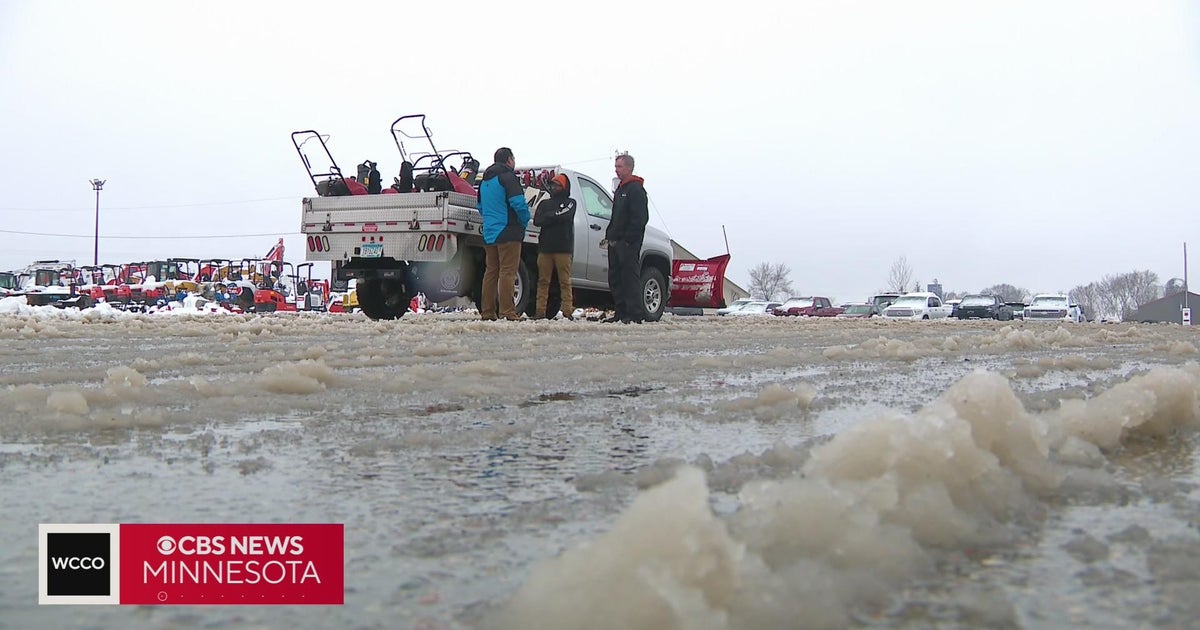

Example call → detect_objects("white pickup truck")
293 117 673 321
880 291 954 320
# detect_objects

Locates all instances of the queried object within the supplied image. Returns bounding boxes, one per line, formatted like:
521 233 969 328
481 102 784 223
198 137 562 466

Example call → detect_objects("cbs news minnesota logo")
39 524 121 605
38 523 343 605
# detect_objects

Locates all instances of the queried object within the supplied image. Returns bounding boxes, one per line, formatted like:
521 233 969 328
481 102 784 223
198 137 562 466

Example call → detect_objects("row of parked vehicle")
718 292 1087 323
0 256 330 313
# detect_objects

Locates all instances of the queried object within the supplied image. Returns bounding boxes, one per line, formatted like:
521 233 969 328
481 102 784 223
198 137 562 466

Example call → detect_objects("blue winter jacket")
477 162 530 245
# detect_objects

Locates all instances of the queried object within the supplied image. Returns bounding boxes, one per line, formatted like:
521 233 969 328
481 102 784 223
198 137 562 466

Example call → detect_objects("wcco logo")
50 556 106 570
39 524 120 605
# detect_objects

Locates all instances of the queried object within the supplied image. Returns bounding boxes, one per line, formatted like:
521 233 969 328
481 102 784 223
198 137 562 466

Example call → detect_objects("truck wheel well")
642 255 671 287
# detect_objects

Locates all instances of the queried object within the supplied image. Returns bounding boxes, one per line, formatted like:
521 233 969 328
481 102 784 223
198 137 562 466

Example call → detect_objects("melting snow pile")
491 366 1200 630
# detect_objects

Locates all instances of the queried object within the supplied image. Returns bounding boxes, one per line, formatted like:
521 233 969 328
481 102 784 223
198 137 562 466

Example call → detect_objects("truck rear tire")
639 266 667 322
358 277 411 320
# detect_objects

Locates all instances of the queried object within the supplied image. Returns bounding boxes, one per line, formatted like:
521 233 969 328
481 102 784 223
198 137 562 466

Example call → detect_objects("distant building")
670 241 749 307
926 279 943 300
1127 290 1200 324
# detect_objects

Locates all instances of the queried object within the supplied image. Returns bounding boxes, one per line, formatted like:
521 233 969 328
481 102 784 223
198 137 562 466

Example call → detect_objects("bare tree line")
887 256 913 293
749 255 1172 321
879 256 1168 320
940 272 1164 321
1069 270 1162 321
940 272 1163 321
747 262 794 301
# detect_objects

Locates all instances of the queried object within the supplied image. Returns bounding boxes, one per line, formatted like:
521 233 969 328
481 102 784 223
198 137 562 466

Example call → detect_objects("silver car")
717 298 754 316
726 301 782 316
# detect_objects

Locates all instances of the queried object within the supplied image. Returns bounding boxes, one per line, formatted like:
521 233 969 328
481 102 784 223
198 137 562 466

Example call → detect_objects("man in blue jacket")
477 147 531 321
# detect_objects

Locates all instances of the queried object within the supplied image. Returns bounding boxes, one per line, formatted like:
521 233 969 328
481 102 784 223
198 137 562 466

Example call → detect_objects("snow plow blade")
668 254 731 309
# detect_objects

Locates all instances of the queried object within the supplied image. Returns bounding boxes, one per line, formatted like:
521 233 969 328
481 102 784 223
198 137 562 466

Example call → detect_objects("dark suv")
955 294 1013 320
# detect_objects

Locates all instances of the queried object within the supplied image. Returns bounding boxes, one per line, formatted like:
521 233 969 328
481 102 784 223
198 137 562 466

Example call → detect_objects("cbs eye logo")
150 534 226 555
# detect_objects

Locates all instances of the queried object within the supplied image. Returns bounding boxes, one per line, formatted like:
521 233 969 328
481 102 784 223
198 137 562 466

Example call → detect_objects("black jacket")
605 175 648 247
533 185 576 255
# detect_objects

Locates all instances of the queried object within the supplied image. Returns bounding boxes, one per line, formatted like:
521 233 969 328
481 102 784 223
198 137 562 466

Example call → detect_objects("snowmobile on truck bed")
292 114 674 321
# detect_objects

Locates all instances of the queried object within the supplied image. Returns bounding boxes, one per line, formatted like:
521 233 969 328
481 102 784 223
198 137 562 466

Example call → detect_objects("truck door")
576 176 614 283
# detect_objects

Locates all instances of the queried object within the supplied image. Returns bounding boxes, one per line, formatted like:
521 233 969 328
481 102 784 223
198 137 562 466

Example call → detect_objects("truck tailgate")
301 192 480 229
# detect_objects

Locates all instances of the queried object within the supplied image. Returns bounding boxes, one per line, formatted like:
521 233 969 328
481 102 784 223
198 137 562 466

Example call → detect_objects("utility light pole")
90 179 106 265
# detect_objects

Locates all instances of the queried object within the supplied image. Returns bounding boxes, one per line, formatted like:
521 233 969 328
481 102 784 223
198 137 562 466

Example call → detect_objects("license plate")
361 242 384 258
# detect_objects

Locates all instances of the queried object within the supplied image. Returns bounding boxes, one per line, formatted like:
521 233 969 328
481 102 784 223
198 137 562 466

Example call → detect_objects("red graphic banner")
119 524 343 605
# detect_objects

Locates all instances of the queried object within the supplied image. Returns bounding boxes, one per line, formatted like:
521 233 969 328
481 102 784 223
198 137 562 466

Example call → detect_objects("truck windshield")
891 296 928 307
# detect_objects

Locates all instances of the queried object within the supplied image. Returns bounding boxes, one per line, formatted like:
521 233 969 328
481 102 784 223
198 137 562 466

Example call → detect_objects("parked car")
835 302 876 318
772 296 843 317
727 301 782 316
869 293 903 314
954 294 1013 321
880 292 954 320
716 298 754 316
1006 301 1027 320
1023 294 1085 323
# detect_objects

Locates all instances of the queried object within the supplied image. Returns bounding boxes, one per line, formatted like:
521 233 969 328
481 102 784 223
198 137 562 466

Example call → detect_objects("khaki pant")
481 241 522 320
535 253 574 319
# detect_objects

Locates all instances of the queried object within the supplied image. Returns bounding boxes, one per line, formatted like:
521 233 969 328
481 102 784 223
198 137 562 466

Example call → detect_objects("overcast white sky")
2 0 1199 302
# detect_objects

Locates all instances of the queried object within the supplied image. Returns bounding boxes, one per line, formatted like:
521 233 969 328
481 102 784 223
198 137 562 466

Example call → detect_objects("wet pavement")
1 311 1199 629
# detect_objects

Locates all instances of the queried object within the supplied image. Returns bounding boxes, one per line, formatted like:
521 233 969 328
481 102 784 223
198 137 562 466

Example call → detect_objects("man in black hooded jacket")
532 173 576 319
604 153 649 323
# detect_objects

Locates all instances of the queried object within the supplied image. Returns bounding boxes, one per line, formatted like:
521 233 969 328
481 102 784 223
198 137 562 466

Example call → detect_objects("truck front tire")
515 258 533 316
474 258 534 317
639 266 667 322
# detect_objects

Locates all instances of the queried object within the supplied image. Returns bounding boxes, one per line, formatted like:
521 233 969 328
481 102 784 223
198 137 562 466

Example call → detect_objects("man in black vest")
533 174 576 320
